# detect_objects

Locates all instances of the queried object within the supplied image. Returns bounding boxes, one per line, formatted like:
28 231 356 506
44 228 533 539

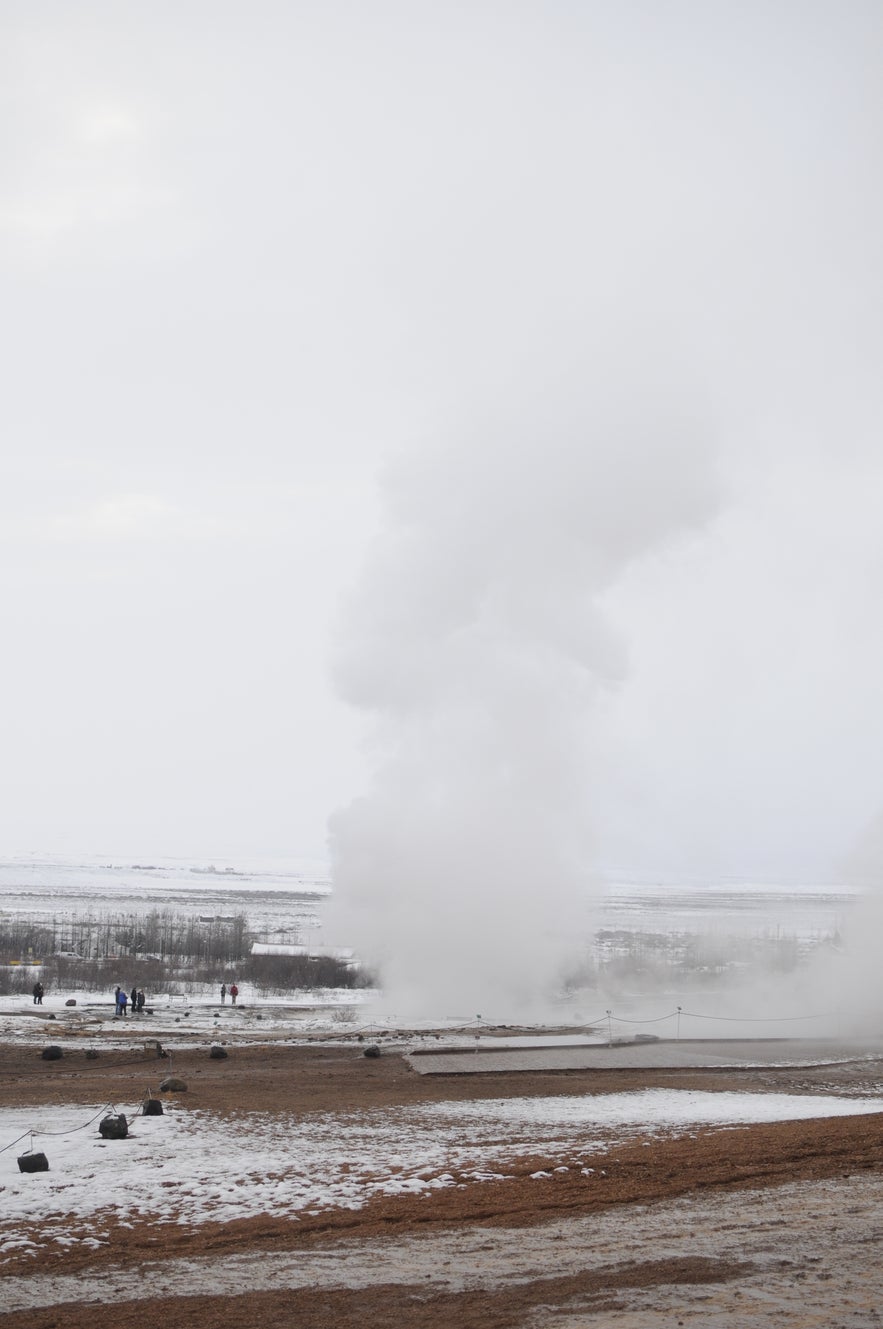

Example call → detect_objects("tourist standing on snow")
220 983 227 1004
229 982 238 1005
117 988 128 1017
32 981 44 1005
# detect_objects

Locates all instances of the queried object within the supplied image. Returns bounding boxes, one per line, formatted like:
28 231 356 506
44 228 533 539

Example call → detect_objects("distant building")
250 942 355 961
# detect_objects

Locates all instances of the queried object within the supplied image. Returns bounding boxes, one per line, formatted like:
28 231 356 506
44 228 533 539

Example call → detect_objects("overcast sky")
2 2 882 883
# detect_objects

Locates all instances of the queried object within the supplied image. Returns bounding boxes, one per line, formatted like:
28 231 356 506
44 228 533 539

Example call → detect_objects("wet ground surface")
3 1034 883 1326
407 1037 883 1074
4 1171 883 1325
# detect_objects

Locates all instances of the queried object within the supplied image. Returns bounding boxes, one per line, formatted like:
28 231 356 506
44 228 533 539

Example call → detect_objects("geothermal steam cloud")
330 390 717 1017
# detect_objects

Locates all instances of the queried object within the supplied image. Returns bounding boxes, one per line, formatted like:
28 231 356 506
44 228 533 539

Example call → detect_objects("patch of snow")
418 1087 883 1130
1 1089 880 1265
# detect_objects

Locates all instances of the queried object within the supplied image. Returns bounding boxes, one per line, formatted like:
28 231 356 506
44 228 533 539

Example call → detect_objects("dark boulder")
98 1114 128 1140
41 1045 63 1061
363 1045 381 1058
142 1098 164 1116
159 1077 187 1092
209 1045 228 1059
17 1152 49 1173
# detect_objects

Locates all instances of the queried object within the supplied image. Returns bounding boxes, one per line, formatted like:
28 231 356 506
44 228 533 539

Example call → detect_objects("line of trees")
592 925 840 987
0 909 371 996
0 908 251 965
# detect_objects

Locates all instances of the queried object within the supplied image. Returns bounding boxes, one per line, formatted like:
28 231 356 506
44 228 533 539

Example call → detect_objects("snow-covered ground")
3 1089 881 1268
0 853 863 1039
0 987 869 1049
0 852 857 952
0 852 331 940
0 987 386 1050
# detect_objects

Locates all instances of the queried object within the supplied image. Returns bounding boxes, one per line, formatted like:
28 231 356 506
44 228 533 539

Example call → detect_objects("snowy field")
7 991 869 1053
0 987 382 1050
598 874 855 936
0 854 856 946
0 853 331 939
0 986 864 1049
3 1088 882 1269
0 854 863 1038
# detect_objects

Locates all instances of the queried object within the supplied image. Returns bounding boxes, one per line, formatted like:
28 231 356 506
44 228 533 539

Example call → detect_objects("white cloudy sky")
2 2 882 882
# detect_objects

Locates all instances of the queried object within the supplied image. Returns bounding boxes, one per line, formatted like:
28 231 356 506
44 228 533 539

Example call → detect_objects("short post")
677 1005 682 1041
606 1009 612 1047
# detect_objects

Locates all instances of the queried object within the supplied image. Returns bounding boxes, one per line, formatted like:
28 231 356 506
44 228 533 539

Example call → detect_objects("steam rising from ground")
320 4 883 1021
329 391 718 1017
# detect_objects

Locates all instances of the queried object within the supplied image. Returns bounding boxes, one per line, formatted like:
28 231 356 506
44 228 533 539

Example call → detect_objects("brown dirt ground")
3 1040 883 1328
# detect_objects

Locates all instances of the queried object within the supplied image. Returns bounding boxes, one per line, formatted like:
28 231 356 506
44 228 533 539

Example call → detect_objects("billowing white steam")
329 386 718 1018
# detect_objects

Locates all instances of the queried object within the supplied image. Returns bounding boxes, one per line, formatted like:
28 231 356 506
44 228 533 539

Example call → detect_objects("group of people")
219 982 239 1005
32 981 44 1005
113 985 146 1016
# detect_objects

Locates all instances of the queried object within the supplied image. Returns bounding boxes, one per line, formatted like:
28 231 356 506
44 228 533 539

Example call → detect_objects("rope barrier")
0 997 850 1158
607 1011 678 1025
0 1102 125 1157
354 1006 842 1036
578 1008 837 1027
55 1050 168 1073
677 1009 833 1023
1 1067 166 1159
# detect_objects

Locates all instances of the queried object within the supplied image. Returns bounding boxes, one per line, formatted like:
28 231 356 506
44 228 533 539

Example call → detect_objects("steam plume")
329 383 718 1018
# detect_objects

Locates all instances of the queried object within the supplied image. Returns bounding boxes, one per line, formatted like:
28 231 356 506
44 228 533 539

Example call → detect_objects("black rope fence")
677 1009 830 1023
2 1046 172 1160
0 1000 854 1159
594 1008 833 1026
0 1100 141 1158
359 1006 841 1037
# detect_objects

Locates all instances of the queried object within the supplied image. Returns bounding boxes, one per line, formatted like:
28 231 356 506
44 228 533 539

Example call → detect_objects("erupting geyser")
329 385 718 1018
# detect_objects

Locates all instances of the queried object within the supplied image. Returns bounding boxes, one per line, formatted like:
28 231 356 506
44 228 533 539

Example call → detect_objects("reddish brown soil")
3 1041 883 1328
1 1037 874 1114
0 1257 753 1329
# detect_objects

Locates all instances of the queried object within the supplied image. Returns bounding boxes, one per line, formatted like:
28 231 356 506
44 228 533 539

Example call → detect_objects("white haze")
329 379 719 1015
323 4 883 1014
2 4 883 1015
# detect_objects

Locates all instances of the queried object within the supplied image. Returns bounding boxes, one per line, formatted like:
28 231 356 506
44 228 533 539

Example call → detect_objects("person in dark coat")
32 981 44 1005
